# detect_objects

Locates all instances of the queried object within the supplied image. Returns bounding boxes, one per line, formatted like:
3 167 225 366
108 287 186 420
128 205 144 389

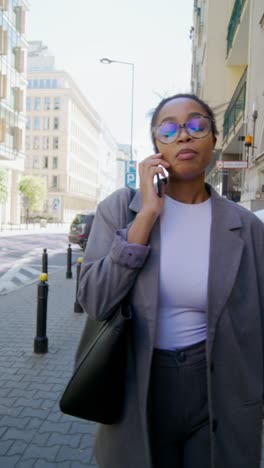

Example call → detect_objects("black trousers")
149 340 210 468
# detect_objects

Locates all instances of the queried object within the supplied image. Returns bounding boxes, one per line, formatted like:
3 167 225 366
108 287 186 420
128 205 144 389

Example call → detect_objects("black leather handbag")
59 189 136 424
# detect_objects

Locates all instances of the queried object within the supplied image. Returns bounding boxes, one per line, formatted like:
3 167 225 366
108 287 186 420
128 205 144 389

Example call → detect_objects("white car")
253 209 264 222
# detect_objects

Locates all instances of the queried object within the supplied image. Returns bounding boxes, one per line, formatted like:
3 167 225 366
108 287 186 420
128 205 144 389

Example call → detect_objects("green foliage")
19 176 47 212
0 169 8 204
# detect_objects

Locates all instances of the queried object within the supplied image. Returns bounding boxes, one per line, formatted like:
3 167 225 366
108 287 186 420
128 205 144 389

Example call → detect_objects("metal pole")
34 273 49 354
130 63 134 161
42 248 48 274
66 244 72 279
74 257 83 313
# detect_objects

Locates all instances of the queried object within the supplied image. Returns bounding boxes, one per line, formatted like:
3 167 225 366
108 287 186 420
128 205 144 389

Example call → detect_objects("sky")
27 0 194 160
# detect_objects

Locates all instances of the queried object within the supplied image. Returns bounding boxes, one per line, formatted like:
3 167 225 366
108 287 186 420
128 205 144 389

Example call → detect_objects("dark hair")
150 93 218 152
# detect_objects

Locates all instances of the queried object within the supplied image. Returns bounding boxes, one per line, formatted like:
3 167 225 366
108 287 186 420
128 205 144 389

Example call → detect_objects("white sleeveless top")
154 194 212 350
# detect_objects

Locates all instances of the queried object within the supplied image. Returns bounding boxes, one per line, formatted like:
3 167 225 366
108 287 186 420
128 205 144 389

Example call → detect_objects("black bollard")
74 257 83 313
34 273 49 354
66 243 72 279
42 248 48 274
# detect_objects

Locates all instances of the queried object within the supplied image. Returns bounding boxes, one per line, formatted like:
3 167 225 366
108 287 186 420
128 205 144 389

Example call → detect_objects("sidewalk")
0 224 69 237
0 267 98 467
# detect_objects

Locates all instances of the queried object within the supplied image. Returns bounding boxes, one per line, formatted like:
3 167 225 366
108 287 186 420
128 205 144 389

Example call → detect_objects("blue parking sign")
125 160 137 188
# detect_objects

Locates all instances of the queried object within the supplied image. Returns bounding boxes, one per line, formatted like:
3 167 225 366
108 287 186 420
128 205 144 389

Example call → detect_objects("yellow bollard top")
39 273 48 282
77 257 83 264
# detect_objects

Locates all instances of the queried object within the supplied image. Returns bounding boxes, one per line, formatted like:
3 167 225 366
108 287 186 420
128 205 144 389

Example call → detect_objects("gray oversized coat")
78 184 264 468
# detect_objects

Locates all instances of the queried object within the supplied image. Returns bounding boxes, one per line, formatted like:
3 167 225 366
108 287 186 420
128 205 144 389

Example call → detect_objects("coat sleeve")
78 188 150 321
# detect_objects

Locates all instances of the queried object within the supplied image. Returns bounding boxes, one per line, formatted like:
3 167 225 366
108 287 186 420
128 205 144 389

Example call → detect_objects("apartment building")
191 0 264 210
25 41 119 222
0 0 29 225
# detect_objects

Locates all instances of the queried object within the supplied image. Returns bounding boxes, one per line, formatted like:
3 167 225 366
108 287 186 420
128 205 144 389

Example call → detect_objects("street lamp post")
100 57 135 161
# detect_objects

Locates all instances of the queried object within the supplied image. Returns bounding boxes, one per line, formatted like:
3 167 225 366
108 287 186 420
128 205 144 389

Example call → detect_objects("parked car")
68 211 95 249
253 209 264 222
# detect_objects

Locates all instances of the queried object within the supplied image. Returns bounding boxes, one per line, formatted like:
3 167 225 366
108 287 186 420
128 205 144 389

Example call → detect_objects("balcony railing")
226 0 246 55
223 68 247 139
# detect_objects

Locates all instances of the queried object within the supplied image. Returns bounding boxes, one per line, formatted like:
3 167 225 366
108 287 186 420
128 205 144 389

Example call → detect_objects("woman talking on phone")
78 94 264 468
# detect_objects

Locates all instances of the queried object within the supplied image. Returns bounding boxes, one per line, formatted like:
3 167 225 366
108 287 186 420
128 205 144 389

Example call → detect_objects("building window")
34 117 40 130
33 156 40 169
33 136 40 149
53 117 59 130
52 79 58 88
43 156 49 169
44 97 50 110
40 79 45 88
52 156 58 169
53 136 59 149
52 175 58 188
34 97 41 110
43 136 49 149
45 79 51 88
26 117 31 129
43 117 50 130
26 97 31 111
25 136 30 150
54 96 60 110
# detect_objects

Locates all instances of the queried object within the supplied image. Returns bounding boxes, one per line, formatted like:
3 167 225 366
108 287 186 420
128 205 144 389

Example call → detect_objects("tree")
0 169 8 204
19 176 47 212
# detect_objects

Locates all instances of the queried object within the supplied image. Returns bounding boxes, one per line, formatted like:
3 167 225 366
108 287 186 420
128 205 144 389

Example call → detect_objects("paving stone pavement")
2 265 264 468
0 267 98 467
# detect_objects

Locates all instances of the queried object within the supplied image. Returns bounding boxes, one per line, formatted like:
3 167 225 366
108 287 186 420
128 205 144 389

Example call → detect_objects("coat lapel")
207 189 244 357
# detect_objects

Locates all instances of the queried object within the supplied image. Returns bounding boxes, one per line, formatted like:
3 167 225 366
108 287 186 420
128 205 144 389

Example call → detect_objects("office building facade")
0 0 29 224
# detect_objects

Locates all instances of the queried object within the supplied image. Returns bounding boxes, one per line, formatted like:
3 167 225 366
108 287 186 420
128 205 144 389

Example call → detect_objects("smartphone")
156 173 162 198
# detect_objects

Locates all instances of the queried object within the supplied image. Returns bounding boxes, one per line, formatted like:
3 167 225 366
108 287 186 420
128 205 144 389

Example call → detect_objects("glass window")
53 136 59 149
43 117 50 130
43 136 49 150
52 156 58 169
40 79 45 88
33 79 38 88
45 79 51 88
33 156 40 169
43 156 48 169
54 96 60 110
33 136 40 149
34 117 40 130
53 117 59 130
26 97 31 111
44 97 50 110
52 175 58 188
25 136 30 150
52 79 57 88
26 116 30 129
27 80 32 88
34 97 41 111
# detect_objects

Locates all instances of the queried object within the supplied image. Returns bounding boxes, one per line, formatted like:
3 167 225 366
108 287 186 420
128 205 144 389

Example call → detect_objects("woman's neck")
166 178 210 204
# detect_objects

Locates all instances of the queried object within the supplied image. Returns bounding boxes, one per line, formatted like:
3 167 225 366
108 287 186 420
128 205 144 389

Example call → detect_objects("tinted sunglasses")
154 115 213 144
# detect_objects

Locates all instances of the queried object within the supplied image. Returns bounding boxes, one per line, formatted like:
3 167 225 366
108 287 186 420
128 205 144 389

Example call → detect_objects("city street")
0 233 82 295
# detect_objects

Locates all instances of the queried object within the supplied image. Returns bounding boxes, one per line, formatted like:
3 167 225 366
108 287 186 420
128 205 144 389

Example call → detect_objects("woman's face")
153 98 216 181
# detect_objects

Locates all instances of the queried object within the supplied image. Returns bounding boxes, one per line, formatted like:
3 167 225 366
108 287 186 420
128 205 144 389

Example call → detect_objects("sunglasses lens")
187 116 210 138
156 122 179 143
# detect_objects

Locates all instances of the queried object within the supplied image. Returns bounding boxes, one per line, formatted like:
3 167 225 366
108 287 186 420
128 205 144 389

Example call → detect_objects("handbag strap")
127 188 136 224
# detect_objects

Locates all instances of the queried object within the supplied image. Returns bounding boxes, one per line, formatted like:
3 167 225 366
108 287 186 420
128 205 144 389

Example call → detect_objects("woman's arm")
78 188 150 321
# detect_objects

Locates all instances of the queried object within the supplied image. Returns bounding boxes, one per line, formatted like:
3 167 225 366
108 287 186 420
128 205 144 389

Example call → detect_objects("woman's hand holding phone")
127 153 169 245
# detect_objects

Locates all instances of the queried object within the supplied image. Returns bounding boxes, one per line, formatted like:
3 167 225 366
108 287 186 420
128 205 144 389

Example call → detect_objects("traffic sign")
125 160 137 188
